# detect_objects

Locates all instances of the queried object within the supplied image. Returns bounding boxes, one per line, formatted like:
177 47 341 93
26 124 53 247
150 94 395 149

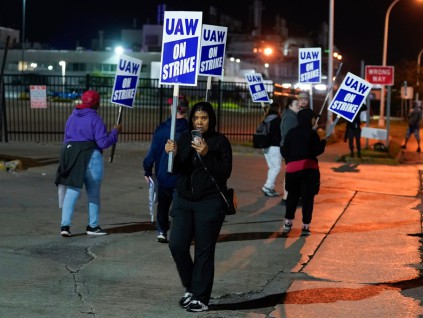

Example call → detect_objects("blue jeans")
61 150 103 228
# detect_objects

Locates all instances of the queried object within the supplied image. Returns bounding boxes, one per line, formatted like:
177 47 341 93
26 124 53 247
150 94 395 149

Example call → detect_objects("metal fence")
1 74 286 144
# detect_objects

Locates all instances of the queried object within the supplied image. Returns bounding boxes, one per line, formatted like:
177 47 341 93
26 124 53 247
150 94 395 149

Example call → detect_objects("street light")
416 48 423 101
21 0 26 72
326 0 335 135
380 0 423 127
59 61 66 96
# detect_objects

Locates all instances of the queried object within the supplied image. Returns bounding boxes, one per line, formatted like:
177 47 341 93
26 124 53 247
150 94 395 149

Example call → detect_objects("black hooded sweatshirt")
282 108 326 169
172 102 232 202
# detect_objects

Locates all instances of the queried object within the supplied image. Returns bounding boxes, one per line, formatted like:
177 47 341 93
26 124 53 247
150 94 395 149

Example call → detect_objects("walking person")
281 108 326 236
401 102 422 152
280 96 300 204
165 101 232 312
143 96 189 243
55 90 121 237
344 103 367 158
261 102 282 197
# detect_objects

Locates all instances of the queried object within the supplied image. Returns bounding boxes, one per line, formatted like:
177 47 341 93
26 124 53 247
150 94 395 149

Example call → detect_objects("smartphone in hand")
191 129 202 145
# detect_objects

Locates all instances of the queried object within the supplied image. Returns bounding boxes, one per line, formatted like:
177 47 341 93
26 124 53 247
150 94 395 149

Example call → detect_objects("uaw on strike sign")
245 73 270 103
198 24 227 78
298 48 321 83
328 72 372 122
111 55 142 107
159 11 202 86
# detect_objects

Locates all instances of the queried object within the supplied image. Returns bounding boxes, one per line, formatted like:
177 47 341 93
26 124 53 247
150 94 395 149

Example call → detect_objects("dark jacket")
143 117 189 188
280 108 298 147
173 102 232 202
282 110 326 165
55 141 97 187
264 114 281 147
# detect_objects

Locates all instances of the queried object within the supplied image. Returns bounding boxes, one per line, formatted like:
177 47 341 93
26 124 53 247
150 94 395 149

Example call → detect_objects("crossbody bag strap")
195 153 229 205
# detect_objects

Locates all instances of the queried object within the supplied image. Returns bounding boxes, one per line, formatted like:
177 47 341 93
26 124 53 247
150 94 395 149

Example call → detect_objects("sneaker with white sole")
261 186 280 197
301 225 311 236
283 221 292 233
157 233 168 243
86 226 108 236
61 226 71 237
186 300 208 312
179 292 193 308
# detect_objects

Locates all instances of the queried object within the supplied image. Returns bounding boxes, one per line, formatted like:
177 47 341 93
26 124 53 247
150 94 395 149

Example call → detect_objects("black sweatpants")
285 169 320 225
169 193 225 305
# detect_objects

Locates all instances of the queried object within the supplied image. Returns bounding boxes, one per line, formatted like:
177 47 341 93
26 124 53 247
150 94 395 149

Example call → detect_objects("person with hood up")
143 96 189 243
281 108 326 236
55 90 121 237
164 101 232 312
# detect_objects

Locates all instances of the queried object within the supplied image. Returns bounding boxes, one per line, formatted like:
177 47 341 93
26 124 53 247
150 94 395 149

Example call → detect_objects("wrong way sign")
365 65 394 85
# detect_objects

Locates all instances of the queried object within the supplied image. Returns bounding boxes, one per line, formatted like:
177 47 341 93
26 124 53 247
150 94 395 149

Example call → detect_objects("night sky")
2 0 423 75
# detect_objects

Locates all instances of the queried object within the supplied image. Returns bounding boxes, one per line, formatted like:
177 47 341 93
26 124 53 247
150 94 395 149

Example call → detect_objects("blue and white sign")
199 24 227 78
298 48 321 83
111 55 142 108
245 73 270 103
328 72 372 122
159 11 203 86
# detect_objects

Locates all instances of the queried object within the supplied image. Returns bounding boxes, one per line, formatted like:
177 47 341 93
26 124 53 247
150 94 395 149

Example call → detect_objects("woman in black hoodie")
281 108 326 236
165 101 232 312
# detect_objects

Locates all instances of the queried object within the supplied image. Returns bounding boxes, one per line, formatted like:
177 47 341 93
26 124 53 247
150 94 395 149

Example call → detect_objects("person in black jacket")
164 101 232 312
281 108 326 236
344 103 367 158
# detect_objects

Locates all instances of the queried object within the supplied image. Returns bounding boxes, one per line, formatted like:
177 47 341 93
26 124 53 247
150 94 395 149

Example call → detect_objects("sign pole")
386 85 391 148
314 62 343 127
325 115 340 138
205 77 211 102
167 85 179 173
109 106 123 163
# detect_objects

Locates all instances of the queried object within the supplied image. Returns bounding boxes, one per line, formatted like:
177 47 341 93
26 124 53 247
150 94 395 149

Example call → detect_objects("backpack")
252 120 272 148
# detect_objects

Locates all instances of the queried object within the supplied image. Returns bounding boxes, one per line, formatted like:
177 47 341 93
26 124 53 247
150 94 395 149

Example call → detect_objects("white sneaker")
261 186 280 197
157 233 168 243
283 221 292 233
186 300 208 312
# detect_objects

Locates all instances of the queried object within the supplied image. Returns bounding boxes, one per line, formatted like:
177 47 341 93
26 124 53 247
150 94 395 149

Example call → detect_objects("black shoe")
357 152 362 158
350 152 354 158
417 147 421 153
401 145 406 149
86 226 108 236
179 292 193 308
60 226 71 237
186 300 208 312
280 199 286 206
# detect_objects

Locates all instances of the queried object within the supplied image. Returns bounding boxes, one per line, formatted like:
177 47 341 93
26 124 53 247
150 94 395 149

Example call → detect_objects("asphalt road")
0 139 423 318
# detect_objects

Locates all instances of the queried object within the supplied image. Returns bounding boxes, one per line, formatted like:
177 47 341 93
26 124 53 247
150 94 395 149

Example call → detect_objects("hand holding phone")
191 129 202 145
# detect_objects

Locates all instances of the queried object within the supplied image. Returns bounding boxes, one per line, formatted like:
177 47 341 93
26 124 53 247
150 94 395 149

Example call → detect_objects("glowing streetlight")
263 47 273 56
59 61 66 95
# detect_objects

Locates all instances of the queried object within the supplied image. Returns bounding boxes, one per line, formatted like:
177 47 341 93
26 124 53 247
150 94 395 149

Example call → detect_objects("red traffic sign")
365 65 394 85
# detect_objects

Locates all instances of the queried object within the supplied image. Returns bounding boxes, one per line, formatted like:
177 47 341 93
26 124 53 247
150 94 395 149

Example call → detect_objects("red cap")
76 90 100 109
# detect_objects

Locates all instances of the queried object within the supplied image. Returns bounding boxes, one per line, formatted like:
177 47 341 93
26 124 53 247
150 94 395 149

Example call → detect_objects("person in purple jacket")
55 90 121 237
